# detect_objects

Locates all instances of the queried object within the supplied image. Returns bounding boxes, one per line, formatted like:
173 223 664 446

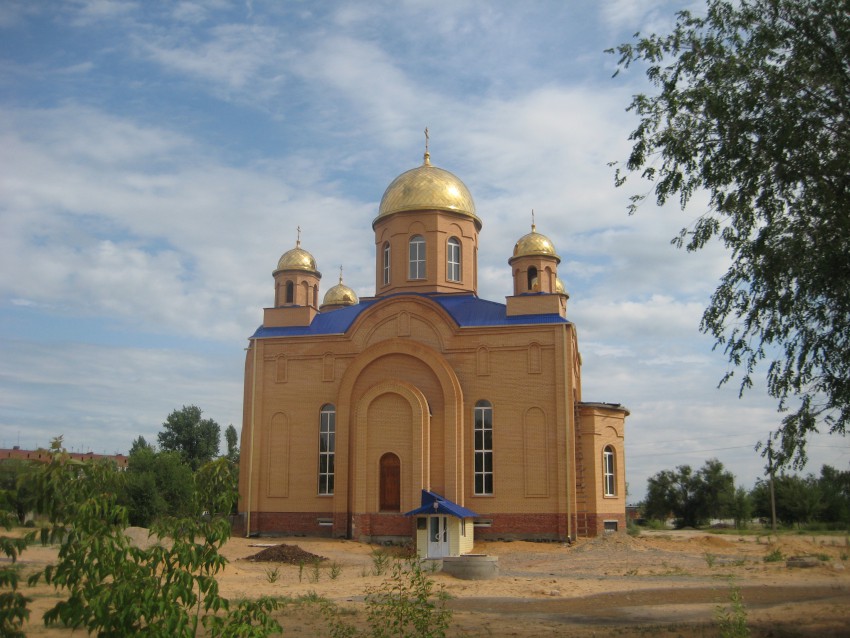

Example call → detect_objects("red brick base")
233 510 625 540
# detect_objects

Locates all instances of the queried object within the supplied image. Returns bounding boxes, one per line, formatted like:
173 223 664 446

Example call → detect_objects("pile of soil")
242 543 327 564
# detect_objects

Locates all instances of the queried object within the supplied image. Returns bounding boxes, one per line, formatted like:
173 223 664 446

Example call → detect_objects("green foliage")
763 548 784 562
0 499 34 637
751 470 833 526
159 405 221 470
264 567 280 584
0 459 38 525
609 0 850 469
27 441 281 636
121 447 195 527
370 549 391 576
225 424 240 464
644 459 736 528
715 581 750 637
324 558 452 638
729 486 753 530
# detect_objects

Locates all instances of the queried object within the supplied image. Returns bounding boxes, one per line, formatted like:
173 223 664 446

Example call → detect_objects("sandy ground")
14 528 850 636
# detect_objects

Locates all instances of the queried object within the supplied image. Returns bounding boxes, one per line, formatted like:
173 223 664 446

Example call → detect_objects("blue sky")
1 0 845 502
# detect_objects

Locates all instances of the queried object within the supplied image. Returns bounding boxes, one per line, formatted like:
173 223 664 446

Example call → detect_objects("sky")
1 0 846 503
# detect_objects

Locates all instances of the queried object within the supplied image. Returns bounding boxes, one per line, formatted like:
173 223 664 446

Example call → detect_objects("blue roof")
251 293 568 339
404 490 478 519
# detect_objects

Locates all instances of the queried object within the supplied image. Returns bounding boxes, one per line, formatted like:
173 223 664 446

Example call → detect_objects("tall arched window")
447 237 461 282
379 452 401 511
285 280 294 304
382 241 391 285
603 446 616 496
408 235 426 279
474 400 493 495
318 404 335 495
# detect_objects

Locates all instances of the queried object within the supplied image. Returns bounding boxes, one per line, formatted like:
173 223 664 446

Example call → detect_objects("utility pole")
767 435 777 534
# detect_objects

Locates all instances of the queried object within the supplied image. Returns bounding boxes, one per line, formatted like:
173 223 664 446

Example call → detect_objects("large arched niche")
354 380 428 514
336 339 465 506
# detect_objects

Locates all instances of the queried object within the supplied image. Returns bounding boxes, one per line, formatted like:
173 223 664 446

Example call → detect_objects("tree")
751 472 823 525
609 0 850 469
120 447 194 527
158 405 221 471
644 459 737 528
28 439 281 636
224 424 239 465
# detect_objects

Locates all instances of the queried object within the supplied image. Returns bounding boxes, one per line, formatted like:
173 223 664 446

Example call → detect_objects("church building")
237 143 628 549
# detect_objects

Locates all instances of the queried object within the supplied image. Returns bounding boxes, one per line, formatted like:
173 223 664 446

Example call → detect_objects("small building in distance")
237 143 628 552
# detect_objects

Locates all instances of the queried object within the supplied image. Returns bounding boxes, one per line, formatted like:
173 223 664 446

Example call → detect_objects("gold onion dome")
375 151 479 227
555 277 568 296
276 237 318 273
511 223 561 263
323 270 358 307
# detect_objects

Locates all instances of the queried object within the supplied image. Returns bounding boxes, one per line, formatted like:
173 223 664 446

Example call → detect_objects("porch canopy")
404 490 478 518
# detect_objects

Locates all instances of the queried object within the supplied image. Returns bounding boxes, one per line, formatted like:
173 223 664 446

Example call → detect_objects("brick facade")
237 152 629 546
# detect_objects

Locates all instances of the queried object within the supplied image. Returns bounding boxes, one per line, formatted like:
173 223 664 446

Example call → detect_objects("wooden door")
379 453 400 511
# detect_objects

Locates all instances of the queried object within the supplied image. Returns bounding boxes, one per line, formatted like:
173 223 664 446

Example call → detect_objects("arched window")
285 280 294 304
382 241 391 285
447 237 461 282
318 404 335 495
474 400 493 495
603 446 616 497
527 266 538 292
409 235 426 279
379 452 401 511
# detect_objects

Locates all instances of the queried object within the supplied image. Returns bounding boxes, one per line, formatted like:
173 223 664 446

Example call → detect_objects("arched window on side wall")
382 241 391 285
474 400 493 495
409 235 426 279
603 446 616 497
285 280 294 304
447 237 461 282
318 404 335 495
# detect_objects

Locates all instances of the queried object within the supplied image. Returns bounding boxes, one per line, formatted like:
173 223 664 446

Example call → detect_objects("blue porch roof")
404 490 478 519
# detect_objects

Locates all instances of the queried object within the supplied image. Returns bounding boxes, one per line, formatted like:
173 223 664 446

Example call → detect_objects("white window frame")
474 400 493 495
603 446 616 496
409 235 426 279
318 404 335 495
447 237 461 282
382 241 391 285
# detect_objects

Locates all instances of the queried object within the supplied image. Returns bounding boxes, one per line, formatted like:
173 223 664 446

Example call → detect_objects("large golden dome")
511 223 561 263
375 152 479 226
276 242 318 273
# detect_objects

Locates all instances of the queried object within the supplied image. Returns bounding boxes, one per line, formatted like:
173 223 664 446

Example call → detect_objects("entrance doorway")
428 516 449 558
379 453 400 511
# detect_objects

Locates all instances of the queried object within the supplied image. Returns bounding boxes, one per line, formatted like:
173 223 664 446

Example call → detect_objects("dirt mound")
242 543 327 564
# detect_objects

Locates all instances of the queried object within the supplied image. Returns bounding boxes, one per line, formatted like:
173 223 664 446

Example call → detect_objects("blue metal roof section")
250 293 569 339
404 490 479 519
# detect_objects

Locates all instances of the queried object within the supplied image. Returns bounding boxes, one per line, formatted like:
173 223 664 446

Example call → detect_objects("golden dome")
555 277 568 296
322 270 358 308
375 152 479 226
511 223 561 263
276 238 318 273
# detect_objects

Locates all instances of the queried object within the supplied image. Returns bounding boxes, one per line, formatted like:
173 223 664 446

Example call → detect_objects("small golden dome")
375 152 479 225
276 246 317 272
322 270 358 308
276 231 318 273
511 223 561 263
555 277 568 295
